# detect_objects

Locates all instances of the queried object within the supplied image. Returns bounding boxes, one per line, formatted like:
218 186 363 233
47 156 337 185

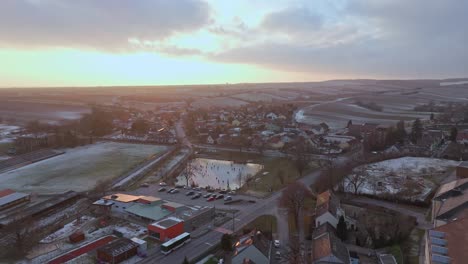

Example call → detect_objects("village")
0 89 468 264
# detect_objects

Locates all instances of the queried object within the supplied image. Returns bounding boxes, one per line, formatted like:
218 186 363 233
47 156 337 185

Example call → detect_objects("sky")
0 0 467 87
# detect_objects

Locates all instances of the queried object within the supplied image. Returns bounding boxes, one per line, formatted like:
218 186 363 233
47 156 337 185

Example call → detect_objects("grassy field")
0 142 168 194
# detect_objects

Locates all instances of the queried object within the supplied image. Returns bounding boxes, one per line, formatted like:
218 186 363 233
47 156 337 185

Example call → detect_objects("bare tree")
292 138 309 177
279 182 313 235
92 178 113 197
345 167 368 195
1 216 38 258
281 235 306 264
183 158 196 187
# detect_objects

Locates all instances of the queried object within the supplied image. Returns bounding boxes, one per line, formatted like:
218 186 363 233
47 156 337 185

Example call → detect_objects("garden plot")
0 142 168 194
176 158 263 189
343 157 459 201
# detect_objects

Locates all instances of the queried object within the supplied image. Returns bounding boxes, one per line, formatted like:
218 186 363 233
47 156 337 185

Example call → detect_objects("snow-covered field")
0 124 20 143
40 216 95 243
176 158 263 189
0 142 168 194
343 157 459 201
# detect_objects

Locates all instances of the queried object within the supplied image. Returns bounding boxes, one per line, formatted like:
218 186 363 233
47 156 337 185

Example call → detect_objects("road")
175 120 192 149
139 190 283 263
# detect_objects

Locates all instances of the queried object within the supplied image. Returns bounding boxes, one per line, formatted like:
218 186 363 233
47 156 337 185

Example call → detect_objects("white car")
274 240 280 248
159 182 167 186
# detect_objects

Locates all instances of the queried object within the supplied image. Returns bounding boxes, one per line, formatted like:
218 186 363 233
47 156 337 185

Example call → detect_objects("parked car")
193 187 201 191
203 193 211 198
192 193 201 199
170 189 179 194
158 187 166 192
216 194 224 200
159 182 167 186
183 186 190 190
227 191 236 195
274 240 280 248
207 196 216 202
186 191 195 196
175 185 184 189
206 189 215 193
224 196 232 201
167 188 175 193
218 190 227 194
140 182 149 187
275 251 281 260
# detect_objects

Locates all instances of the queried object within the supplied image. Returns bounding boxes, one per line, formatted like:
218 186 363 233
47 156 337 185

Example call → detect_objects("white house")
266 112 278 120
315 190 343 228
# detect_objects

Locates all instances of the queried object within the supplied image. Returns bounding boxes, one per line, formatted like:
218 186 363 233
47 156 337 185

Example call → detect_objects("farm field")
0 100 90 124
0 142 169 194
296 85 468 129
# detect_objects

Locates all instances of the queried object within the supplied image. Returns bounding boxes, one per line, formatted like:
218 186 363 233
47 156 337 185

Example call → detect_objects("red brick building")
147 217 184 242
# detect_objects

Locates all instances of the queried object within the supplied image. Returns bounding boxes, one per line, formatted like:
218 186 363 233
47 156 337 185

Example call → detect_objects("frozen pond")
177 158 263 190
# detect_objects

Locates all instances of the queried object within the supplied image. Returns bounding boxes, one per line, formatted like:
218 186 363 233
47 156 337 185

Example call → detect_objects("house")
266 112 278 120
456 129 468 144
232 245 269 264
268 136 284 149
232 230 270 264
206 135 216 144
424 217 468 264
431 178 468 227
315 190 343 228
232 119 241 126
311 224 350 264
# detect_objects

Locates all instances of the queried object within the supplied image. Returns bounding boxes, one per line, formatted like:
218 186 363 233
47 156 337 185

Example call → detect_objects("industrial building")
0 189 30 211
97 237 138 264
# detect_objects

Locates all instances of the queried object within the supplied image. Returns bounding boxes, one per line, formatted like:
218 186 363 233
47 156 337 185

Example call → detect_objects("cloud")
0 0 212 51
260 7 323 35
210 0 468 78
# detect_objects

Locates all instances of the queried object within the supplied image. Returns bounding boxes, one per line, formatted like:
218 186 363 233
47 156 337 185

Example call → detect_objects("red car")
207 196 216 202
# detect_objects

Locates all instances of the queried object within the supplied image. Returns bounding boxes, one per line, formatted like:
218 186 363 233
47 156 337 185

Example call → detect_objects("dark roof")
97 238 137 257
429 217 468 264
312 231 350 264
313 222 337 239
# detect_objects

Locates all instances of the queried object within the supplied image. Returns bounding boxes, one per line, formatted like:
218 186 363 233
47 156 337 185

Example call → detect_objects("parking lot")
134 183 262 210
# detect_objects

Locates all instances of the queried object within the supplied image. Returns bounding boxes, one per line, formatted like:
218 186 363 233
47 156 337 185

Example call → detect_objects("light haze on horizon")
0 0 467 87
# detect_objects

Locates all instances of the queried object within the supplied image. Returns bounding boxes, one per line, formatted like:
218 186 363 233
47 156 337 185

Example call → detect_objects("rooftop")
232 244 269 264
150 216 183 229
103 193 142 203
97 238 137 257
0 189 15 198
433 179 468 221
0 192 30 208
125 203 171 222
457 161 468 168
312 231 349 264
316 190 339 218
428 217 468 264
